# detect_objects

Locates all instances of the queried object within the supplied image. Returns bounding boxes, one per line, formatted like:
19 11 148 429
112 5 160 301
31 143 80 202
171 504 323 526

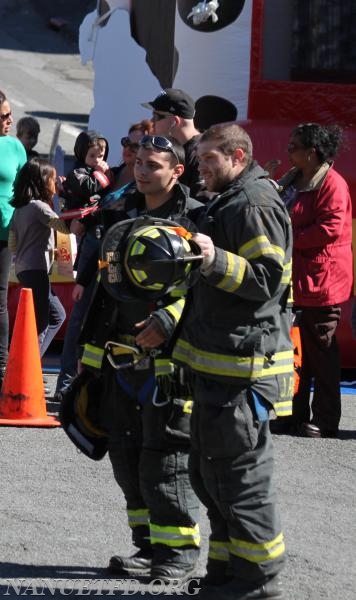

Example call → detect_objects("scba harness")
60 216 201 459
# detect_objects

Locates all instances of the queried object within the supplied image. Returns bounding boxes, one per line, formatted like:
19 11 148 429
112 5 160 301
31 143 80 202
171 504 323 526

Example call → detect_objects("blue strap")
251 390 270 422
115 371 156 406
99 181 135 208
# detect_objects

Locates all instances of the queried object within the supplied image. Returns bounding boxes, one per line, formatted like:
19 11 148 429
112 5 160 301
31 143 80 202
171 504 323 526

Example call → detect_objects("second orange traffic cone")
0 287 59 426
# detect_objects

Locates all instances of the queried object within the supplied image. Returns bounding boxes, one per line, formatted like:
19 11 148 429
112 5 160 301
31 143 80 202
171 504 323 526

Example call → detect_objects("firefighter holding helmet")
63 135 204 583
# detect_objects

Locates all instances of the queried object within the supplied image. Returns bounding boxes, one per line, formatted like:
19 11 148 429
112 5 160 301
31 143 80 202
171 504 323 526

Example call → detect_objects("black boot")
201 560 233 586
150 548 198 584
108 548 153 575
150 563 197 584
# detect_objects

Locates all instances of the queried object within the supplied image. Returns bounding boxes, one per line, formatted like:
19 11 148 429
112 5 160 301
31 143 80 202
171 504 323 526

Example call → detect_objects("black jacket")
173 161 294 416
61 131 111 212
79 182 203 370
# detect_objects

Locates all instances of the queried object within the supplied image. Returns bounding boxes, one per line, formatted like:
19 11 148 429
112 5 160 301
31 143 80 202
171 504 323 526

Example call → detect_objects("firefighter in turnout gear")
170 123 294 600
80 136 203 583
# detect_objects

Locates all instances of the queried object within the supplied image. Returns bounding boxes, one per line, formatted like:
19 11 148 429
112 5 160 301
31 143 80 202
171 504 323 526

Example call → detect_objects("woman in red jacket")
279 123 353 438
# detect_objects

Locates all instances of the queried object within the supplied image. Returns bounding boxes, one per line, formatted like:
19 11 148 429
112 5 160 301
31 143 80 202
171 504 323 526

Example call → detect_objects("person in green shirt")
0 90 27 385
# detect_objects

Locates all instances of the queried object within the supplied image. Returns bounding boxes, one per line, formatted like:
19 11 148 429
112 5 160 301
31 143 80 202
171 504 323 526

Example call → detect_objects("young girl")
8 158 70 357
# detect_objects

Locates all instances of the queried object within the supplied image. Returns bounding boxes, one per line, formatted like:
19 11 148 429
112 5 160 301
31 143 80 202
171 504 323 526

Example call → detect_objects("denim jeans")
0 242 12 369
56 234 98 393
16 270 66 358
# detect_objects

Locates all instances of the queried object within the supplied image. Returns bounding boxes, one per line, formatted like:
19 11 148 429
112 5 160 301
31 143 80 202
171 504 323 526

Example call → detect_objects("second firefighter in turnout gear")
80 136 203 583
171 123 294 600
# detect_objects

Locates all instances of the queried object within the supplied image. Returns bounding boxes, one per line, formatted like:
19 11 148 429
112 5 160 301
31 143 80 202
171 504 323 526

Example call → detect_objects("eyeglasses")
139 135 180 163
121 136 139 151
287 142 306 153
0 111 12 122
152 112 171 122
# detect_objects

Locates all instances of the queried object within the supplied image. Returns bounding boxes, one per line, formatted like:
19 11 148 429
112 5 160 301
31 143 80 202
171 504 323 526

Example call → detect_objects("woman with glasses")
0 90 26 387
112 119 153 193
277 123 353 438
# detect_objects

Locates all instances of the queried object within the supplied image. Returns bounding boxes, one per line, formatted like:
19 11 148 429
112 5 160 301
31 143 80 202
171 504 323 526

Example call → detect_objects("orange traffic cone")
0 287 59 426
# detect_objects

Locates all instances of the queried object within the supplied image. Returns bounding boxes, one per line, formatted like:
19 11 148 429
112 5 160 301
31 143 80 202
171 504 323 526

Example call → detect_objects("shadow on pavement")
0 562 107 579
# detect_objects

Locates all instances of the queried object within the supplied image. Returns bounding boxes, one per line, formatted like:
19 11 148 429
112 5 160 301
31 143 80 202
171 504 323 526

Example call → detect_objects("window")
291 1 356 83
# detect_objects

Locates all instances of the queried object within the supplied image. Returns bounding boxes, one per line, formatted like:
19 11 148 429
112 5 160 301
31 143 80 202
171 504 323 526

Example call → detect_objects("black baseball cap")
141 89 195 119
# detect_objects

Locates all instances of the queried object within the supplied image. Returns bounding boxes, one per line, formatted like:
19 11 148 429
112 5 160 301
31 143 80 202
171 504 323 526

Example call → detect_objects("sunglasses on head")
121 136 139 150
0 111 12 122
139 135 180 163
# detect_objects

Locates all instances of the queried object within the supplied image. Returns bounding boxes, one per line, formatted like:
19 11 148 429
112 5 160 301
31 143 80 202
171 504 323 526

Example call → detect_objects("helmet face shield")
100 216 203 301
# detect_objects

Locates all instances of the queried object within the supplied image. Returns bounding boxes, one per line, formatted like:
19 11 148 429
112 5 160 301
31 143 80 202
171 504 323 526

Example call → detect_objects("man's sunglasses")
0 111 12 122
139 135 180 163
152 112 170 122
121 136 139 151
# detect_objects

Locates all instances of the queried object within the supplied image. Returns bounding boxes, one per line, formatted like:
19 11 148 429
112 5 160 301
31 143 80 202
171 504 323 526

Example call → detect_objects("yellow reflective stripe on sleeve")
230 532 285 563
274 373 293 416
281 260 292 285
155 359 174 376
174 339 294 379
150 523 200 547
127 508 149 528
239 236 285 265
81 344 104 369
170 285 187 297
274 400 292 417
208 540 231 562
216 252 246 293
164 297 185 323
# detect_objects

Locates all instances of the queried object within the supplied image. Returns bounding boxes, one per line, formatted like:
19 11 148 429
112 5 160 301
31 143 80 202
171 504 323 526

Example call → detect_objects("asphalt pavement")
0 0 94 163
1 1 356 597
0 370 355 599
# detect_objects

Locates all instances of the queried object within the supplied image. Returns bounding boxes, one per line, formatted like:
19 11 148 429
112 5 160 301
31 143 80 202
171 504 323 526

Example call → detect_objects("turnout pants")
105 364 200 568
293 305 341 431
189 377 285 587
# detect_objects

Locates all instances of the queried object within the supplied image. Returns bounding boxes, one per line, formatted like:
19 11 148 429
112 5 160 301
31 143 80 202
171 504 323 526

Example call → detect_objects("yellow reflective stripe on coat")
208 540 230 562
81 344 104 369
155 359 174 377
150 523 200 547
174 339 294 379
239 236 285 265
230 532 285 563
216 252 246 293
164 297 185 323
127 508 149 529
